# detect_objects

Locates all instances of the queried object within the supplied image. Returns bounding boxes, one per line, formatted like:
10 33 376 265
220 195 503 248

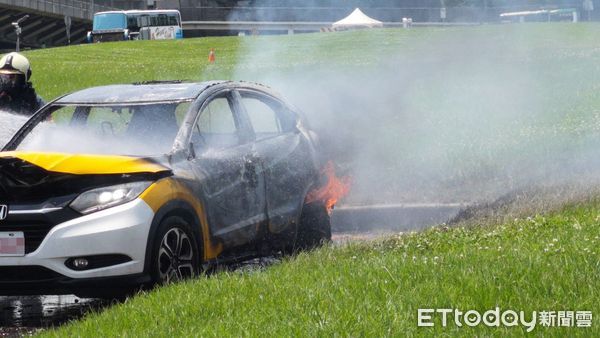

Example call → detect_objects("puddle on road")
0 295 111 336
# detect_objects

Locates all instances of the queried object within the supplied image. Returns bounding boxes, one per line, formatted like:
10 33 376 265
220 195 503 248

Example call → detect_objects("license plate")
0 232 25 257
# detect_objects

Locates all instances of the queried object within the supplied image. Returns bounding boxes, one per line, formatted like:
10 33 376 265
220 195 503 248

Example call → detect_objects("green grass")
13 24 600 336
41 200 599 337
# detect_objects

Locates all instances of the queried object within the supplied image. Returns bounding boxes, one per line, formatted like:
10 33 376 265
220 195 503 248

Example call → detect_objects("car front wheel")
151 216 200 285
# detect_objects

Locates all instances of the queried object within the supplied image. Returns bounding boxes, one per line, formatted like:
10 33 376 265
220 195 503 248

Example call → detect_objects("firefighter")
0 52 44 116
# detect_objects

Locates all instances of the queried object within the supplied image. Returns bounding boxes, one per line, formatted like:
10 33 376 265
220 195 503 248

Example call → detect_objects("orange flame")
306 161 352 214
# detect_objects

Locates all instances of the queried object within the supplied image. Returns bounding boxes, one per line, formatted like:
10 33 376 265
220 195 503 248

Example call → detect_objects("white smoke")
216 22 600 205
0 110 28 148
17 122 174 156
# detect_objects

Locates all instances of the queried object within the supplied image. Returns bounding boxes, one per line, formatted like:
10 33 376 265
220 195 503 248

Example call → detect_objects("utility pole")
64 15 72 45
12 15 29 52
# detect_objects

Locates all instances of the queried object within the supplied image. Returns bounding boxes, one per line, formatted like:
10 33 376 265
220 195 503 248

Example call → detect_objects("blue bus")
87 9 183 43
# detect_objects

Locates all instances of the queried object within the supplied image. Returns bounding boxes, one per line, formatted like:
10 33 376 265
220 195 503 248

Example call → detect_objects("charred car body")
0 81 330 296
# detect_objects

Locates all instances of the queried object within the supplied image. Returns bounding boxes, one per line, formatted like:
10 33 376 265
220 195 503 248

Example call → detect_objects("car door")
188 90 266 248
236 89 315 234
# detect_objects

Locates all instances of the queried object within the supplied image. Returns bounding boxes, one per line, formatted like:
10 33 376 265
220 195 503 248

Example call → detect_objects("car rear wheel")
295 203 332 250
151 216 200 285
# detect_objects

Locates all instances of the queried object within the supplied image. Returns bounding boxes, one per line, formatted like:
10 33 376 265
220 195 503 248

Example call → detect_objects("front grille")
0 266 63 282
1 223 53 254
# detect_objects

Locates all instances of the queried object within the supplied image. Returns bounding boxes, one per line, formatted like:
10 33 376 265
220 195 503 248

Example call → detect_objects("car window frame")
185 89 252 155
234 89 298 142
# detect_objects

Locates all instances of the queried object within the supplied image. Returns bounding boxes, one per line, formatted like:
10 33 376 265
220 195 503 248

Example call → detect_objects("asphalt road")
0 203 465 335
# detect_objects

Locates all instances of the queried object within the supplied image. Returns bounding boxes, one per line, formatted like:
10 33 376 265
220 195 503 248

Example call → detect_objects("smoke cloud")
1 104 181 157
0 111 28 148
220 22 600 206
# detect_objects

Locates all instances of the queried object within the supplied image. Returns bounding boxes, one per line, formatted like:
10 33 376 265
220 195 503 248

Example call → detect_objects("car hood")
0 151 172 205
0 151 170 175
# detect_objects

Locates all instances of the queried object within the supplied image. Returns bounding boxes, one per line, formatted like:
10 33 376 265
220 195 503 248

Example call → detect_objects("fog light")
72 258 89 269
65 254 132 271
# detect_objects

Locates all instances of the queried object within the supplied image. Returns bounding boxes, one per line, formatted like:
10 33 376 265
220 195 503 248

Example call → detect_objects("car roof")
55 81 225 104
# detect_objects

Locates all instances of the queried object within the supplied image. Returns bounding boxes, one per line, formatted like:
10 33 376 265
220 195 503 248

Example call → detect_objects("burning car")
0 81 333 296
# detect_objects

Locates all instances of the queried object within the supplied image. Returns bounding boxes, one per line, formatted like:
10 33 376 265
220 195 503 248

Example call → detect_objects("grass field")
40 200 599 337
10 24 600 336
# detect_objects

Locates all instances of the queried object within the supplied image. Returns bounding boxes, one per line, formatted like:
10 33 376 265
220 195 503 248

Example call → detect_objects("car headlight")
70 181 153 214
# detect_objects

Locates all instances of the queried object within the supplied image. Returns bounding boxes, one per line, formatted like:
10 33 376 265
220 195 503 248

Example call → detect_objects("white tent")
332 8 383 29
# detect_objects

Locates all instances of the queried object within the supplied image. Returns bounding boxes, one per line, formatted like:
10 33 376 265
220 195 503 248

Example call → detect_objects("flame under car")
0 81 331 296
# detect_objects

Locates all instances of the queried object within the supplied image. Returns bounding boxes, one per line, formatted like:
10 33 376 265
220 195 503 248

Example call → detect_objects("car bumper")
0 272 153 296
0 198 155 292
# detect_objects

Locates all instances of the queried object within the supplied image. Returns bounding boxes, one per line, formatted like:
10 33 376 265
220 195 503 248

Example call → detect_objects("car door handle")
244 157 255 171
244 154 260 168
243 154 260 187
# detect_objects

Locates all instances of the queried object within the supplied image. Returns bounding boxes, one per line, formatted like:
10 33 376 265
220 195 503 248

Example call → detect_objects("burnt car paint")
0 81 323 293
236 89 317 234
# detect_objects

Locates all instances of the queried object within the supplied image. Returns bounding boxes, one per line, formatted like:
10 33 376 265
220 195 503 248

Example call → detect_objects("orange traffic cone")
208 48 215 63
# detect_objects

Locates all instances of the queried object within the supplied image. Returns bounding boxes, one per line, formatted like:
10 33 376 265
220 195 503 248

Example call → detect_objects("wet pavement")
0 296 109 336
331 203 465 232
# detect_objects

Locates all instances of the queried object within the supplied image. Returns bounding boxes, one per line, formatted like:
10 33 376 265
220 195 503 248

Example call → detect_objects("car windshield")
14 102 190 156
93 13 127 30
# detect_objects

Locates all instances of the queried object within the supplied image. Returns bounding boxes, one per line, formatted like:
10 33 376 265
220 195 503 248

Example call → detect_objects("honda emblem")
0 205 7 221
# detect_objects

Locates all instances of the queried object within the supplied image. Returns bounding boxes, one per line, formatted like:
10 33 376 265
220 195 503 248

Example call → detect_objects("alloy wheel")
157 227 195 283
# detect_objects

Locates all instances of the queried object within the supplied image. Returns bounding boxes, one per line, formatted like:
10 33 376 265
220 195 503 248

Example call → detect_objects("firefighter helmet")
0 52 31 82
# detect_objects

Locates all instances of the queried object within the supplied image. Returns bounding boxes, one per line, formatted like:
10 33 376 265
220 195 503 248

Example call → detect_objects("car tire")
150 216 201 285
295 203 332 250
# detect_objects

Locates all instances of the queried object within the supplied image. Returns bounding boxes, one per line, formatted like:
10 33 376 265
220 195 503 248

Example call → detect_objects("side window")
50 105 76 124
157 14 168 26
127 15 140 31
240 93 295 140
140 15 149 27
174 101 191 127
192 96 239 150
168 14 179 26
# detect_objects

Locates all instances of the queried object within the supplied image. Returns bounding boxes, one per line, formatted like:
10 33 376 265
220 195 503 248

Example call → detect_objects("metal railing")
0 0 122 20
180 3 587 23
